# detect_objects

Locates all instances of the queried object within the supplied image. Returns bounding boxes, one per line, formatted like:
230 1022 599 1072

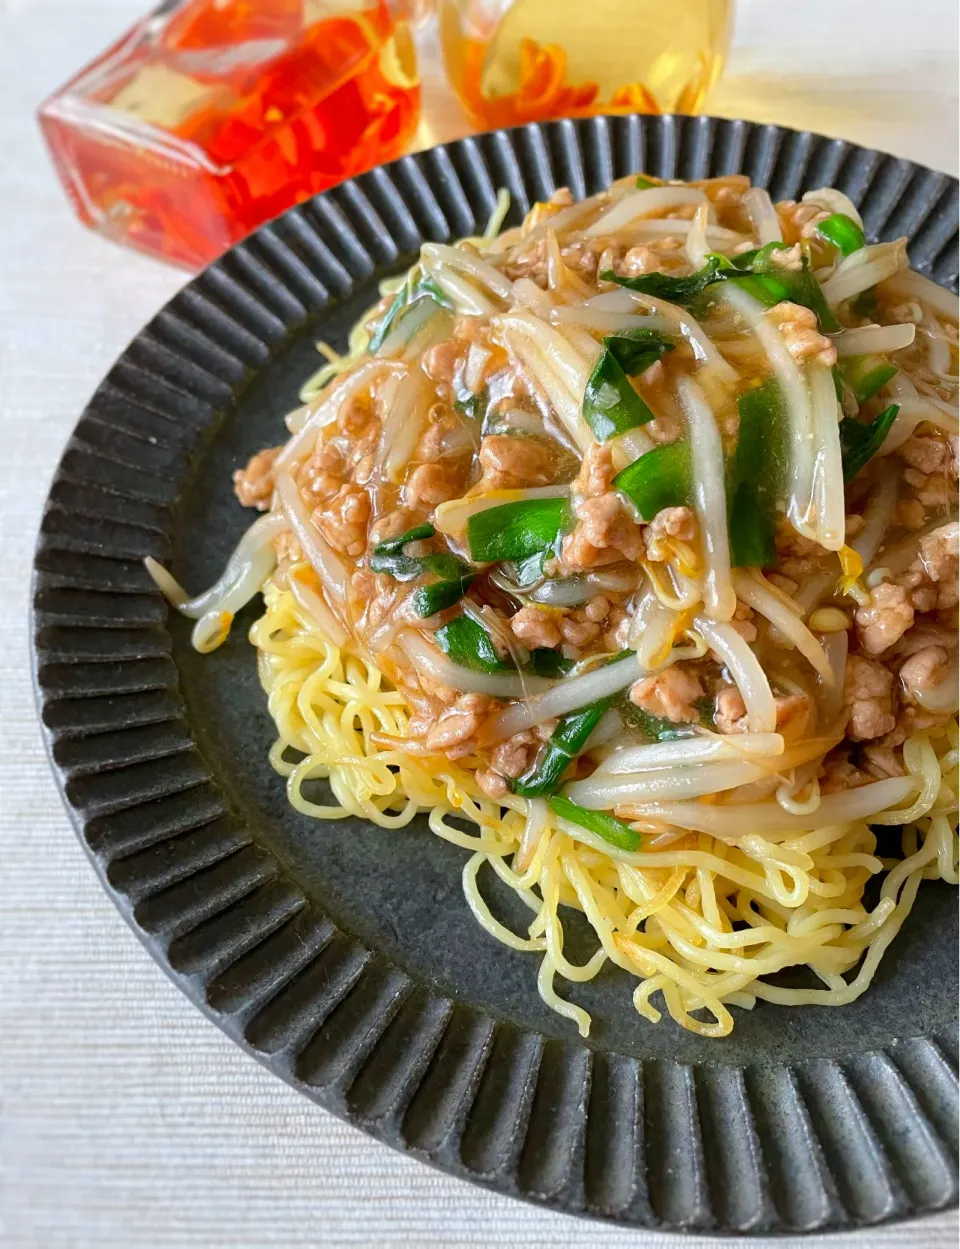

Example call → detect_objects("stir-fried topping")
216 176 960 807
153 173 959 1041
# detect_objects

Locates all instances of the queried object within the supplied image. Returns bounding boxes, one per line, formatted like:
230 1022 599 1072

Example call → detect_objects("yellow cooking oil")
439 0 733 130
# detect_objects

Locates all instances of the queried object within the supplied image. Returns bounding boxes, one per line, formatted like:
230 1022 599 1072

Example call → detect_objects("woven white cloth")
1 1 956 1246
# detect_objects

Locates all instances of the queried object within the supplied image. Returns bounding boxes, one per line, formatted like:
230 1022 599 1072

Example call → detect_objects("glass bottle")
439 0 733 130
38 0 421 270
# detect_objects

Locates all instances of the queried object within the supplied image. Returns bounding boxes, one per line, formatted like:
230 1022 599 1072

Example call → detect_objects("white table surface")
1 1 957 1246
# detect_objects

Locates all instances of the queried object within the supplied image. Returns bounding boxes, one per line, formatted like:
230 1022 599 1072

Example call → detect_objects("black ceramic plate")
33 116 959 1235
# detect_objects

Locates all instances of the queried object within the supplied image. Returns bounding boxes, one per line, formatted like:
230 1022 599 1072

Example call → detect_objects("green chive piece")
367 285 408 353
548 795 641 851
583 350 655 441
603 326 674 375
612 440 691 520
526 649 574 678
607 245 839 329
435 616 511 673
368 273 453 353
816 213 866 256
601 256 725 305
849 290 878 318
513 697 614 797
372 523 436 556
411 576 475 618
840 355 899 403
467 497 571 563
840 404 900 481
727 379 783 568
732 243 840 330
726 272 791 307
581 327 675 442
371 524 472 614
